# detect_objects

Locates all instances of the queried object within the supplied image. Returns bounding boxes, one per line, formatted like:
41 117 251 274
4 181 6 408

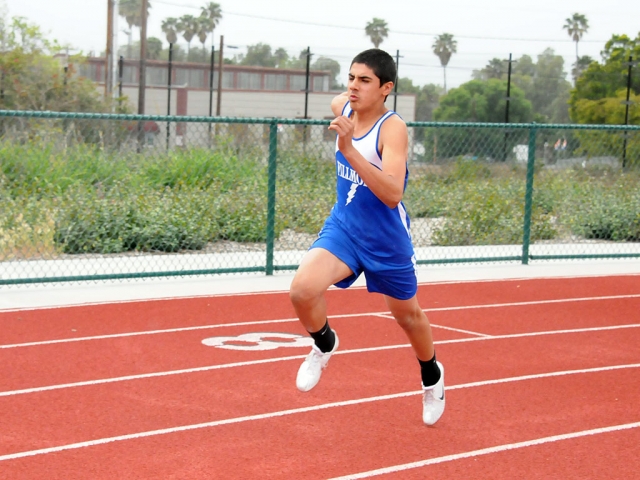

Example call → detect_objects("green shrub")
572 191 640 241
432 181 556 246
2 140 639 259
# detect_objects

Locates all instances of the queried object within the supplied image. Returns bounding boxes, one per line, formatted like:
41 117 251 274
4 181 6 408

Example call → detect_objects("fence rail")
1 110 639 286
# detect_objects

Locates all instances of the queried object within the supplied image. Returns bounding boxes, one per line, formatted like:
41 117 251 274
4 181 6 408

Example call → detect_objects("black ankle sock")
418 353 441 387
310 320 336 353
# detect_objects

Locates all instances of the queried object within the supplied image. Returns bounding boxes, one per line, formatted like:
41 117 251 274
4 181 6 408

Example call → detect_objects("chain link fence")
1 110 639 286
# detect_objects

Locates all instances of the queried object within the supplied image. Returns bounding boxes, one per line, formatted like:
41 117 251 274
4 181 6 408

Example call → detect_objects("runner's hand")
328 116 355 154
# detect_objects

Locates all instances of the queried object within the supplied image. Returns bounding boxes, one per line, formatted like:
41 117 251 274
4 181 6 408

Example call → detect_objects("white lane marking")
1 363 638 463
2 323 640 398
430 323 491 337
2 294 639 350
329 421 640 479
373 314 490 337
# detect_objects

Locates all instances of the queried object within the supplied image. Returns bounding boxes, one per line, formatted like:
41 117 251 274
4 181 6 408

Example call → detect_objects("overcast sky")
3 0 639 89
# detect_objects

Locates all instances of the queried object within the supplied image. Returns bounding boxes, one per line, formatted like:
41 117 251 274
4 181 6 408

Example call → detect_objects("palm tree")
196 16 214 55
161 17 179 46
365 18 388 48
563 13 589 62
200 2 222 50
178 14 198 59
432 33 457 93
118 0 152 58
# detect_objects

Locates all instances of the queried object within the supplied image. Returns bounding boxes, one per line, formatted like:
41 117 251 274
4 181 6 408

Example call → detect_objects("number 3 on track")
202 332 314 351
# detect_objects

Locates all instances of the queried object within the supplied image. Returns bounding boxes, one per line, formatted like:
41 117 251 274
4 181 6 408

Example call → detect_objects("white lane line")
2 294 639 350
430 324 491 337
1 363 638 463
329 421 640 479
2 323 640 398
374 315 490 337
423 293 640 313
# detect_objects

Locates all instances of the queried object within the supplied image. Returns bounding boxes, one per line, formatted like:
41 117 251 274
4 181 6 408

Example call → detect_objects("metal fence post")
265 119 278 275
521 123 537 265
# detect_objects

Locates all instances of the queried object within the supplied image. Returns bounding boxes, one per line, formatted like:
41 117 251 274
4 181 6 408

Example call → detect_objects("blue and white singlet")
329 102 414 260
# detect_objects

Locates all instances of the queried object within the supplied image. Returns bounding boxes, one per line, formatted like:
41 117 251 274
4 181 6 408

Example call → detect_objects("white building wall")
118 87 416 122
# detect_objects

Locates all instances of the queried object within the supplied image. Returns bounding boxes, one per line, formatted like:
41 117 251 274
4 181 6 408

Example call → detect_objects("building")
74 56 416 121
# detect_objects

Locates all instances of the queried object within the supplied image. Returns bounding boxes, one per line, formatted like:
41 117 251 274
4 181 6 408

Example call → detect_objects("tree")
526 48 571 123
563 13 589 63
364 18 388 48
570 33 640 120
572 55 594 83
313 56 341 89
161 17 179 45
435 79 532 123
240 43 276 67
196 16 213 55
118 0 151 58
273 48 289 68
472 58 506 81
475 50 571 124
199 2 222 53
178 14 198 57
146 36 162 60
0 17 115 113
415 84 444 122
432 33 457 93
429 79 532 160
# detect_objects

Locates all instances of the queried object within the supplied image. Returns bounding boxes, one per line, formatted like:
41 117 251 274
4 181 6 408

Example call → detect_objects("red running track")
0 275 639 479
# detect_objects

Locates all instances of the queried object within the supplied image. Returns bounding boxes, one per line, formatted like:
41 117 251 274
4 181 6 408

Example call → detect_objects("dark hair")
350 49 397 86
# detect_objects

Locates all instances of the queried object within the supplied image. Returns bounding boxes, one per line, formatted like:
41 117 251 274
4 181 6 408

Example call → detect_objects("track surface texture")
1 274 639 479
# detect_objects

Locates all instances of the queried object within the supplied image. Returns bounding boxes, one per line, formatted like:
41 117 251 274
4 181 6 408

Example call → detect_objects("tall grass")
1 144 638 260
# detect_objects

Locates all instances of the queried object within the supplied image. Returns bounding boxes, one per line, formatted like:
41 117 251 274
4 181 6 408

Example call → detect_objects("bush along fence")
0 109 639 286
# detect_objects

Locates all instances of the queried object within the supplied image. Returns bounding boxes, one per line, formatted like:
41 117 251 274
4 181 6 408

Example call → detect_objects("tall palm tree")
118 0 152 58
432 33 457 93
200 2 222 50
178 14 198 58
196 16 214 55
563 13 589 62
161 17 179 46
365 18 388 48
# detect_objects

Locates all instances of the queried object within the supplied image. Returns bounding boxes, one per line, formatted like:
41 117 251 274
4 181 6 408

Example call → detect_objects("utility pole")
393 50 403 111
137 0 148 151
303 46 311 119
302 47 312 151
216 36 238 117
166 43 173 150
216 35 224 116
622 55 636 169
138 0 148 116
208 44 215 142
105 0 118 103
503 53 515 161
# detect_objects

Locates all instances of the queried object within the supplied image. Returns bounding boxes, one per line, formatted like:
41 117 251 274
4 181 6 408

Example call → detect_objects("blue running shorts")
310 215 418 300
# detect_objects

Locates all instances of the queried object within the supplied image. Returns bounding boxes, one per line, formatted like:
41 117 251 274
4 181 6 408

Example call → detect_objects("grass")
1 142 638 260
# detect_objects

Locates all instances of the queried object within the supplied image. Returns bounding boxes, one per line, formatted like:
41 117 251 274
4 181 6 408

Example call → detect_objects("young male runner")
289 49 445 425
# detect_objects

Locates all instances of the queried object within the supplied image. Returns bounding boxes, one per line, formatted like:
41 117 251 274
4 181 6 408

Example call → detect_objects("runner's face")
347 63 392 111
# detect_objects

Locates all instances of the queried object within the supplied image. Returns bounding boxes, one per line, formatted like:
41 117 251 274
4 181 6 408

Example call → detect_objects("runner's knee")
289 277 322 307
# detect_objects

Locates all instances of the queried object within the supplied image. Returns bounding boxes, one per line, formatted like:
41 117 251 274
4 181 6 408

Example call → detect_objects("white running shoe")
296 332 339 392
422 361 445 426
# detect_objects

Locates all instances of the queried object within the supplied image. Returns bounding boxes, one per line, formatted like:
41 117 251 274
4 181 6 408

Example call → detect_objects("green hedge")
1 145 639 260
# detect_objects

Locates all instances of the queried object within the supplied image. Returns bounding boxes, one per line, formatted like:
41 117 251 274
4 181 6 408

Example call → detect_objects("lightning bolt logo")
346 183 358 205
